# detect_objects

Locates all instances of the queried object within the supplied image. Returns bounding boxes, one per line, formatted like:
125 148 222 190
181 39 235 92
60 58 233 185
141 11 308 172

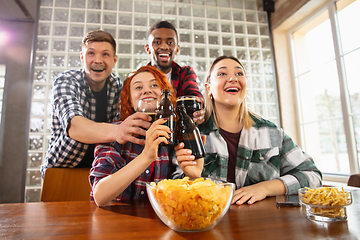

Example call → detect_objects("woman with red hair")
89 65 203 206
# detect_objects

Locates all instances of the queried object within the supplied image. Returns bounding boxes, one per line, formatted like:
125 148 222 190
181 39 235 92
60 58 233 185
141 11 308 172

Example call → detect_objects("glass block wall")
26 0 279 202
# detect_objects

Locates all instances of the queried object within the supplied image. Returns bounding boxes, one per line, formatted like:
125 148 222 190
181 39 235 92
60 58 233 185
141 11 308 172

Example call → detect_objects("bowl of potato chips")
298 187 353 222
146 177 235 232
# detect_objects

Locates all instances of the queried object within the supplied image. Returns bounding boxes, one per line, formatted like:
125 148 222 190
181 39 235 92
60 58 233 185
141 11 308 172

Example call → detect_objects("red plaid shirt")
148 61 203 98
89 140 172 201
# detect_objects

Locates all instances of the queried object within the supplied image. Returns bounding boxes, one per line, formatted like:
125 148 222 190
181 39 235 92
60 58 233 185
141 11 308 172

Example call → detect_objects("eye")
103 53 110 57
217 72 226 77
168 40 175 45
151 83 159 88
135 86 142 90
88 52 94 55
154 40 161 45
236 71 244 76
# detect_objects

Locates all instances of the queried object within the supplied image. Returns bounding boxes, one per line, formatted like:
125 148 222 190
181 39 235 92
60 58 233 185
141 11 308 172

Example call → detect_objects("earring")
209 94 213 100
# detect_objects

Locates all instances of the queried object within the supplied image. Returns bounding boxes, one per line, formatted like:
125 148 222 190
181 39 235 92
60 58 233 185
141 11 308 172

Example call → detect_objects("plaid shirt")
89 141 172 201
41 69 122 176
148 61 203 98
173 115 322 195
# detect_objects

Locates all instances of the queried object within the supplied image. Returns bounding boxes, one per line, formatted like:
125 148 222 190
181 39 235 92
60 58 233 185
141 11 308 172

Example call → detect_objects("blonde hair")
204 56 254 129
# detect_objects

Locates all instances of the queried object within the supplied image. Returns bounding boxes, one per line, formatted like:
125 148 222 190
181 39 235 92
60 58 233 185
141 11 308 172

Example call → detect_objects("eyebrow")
87 48 112 53
217 66 242 70
153 37 175 41
131 78 157 86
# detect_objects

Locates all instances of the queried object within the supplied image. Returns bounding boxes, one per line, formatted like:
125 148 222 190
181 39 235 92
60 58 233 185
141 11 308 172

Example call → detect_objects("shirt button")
145 170 150 174
141 191 144 195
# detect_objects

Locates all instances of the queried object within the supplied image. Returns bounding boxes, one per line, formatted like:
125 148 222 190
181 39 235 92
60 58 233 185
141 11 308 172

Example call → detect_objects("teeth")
92 68 105 72
159 53 169 57
225 87 239 92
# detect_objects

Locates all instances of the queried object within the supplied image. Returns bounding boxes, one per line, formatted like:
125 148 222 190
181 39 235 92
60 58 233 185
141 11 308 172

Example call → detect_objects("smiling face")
130 71 162 111
205 58 247 109
81 41 118 91
145 28 180 74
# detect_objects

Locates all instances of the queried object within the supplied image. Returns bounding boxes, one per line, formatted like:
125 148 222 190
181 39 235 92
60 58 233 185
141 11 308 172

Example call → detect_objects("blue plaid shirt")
89 141 172 201
41 69 122 176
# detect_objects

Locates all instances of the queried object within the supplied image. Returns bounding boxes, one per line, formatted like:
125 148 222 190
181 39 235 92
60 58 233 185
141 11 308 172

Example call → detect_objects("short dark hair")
82 30 116 54
147 21 178 42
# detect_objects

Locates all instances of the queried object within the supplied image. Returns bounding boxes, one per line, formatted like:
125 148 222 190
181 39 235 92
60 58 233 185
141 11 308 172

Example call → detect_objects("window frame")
287 0 359 183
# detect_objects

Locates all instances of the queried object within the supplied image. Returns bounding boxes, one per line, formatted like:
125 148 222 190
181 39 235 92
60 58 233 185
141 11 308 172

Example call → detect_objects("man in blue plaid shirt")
41 30 153 176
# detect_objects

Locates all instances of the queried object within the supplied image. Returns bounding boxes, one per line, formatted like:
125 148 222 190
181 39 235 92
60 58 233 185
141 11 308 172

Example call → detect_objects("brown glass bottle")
176 105 205 159
155 89 177 146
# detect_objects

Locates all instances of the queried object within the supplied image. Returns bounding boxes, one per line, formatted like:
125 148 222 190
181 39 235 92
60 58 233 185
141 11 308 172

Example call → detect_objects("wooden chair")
41 168 91 202
348 173 360 188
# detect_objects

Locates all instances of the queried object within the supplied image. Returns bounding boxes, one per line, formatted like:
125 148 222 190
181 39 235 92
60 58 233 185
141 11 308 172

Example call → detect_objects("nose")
142 87 153 95
159 41 170 50
228 74 238 83
94 54 103 64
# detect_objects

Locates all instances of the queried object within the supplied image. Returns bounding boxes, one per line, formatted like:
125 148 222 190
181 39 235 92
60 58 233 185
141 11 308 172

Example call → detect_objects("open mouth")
158 53 170 62
225 87 240 93
91 67 105 73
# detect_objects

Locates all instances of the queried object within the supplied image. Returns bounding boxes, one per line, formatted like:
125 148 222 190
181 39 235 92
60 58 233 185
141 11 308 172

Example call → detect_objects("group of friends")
40 21 322 207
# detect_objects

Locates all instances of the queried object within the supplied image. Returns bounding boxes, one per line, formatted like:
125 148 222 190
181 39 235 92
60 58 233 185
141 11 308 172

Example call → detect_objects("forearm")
93 152 152 206
68 116 117 144
258 179 287 197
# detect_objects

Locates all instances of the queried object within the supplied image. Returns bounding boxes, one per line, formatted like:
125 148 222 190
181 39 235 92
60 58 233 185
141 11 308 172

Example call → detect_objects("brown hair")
82 30 116 54
204 56 254 129
119 65 176 121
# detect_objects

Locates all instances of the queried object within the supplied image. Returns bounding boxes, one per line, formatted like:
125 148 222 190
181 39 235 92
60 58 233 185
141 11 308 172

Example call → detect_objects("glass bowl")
146 178 235 232
298 187 353 222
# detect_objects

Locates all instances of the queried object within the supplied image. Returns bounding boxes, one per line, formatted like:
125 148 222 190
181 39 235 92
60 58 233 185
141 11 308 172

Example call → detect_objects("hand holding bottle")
141 118 172 162
174 135 206 179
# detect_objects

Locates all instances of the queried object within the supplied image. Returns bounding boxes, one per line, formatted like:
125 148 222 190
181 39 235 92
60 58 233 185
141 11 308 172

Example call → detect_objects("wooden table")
1 189 359 239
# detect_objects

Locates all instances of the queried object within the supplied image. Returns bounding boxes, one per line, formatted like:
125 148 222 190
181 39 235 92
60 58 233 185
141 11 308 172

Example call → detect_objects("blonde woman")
175 56 322 205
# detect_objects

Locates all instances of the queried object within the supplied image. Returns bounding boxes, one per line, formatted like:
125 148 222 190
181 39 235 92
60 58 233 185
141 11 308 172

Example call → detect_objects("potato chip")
149 177 233 231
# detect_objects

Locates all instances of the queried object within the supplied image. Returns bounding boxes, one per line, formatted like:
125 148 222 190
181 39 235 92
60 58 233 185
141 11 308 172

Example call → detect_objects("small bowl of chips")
298 187 353 222
146 177 235 232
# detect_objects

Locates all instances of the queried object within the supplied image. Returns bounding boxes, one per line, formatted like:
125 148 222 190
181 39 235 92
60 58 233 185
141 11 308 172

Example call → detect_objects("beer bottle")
176 105 205 159
155 89 177 146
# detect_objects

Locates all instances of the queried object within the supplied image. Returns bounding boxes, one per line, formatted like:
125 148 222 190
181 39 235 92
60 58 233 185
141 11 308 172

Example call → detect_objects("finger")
193 109 203 117
147 129 170 143
175 148 193 158
132 112 152 122
234 193 253 205
174 142 185 151
195 96 204 104
247 195 257 205
178 160 197 167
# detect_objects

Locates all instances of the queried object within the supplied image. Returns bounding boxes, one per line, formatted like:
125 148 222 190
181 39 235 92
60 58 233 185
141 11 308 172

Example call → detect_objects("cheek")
130 91 138 109
154 89 162 101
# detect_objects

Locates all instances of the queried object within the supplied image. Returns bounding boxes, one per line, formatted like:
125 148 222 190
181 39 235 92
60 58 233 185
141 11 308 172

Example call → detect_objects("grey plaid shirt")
173 114 322 195
41 69 122 176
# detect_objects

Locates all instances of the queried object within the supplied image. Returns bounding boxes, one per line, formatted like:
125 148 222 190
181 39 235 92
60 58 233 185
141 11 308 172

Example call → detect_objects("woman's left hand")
232 180 286 205
231 184 267 205
174 135 206 179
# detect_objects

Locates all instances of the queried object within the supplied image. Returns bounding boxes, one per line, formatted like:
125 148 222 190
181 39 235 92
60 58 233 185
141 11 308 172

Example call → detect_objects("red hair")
119 65 176 121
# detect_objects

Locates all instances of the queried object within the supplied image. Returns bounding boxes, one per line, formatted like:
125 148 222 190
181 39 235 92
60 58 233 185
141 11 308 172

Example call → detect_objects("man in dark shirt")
145 21 205 124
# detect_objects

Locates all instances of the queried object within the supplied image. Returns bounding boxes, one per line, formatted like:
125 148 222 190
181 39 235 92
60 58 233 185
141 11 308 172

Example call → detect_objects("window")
290 0 360 179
